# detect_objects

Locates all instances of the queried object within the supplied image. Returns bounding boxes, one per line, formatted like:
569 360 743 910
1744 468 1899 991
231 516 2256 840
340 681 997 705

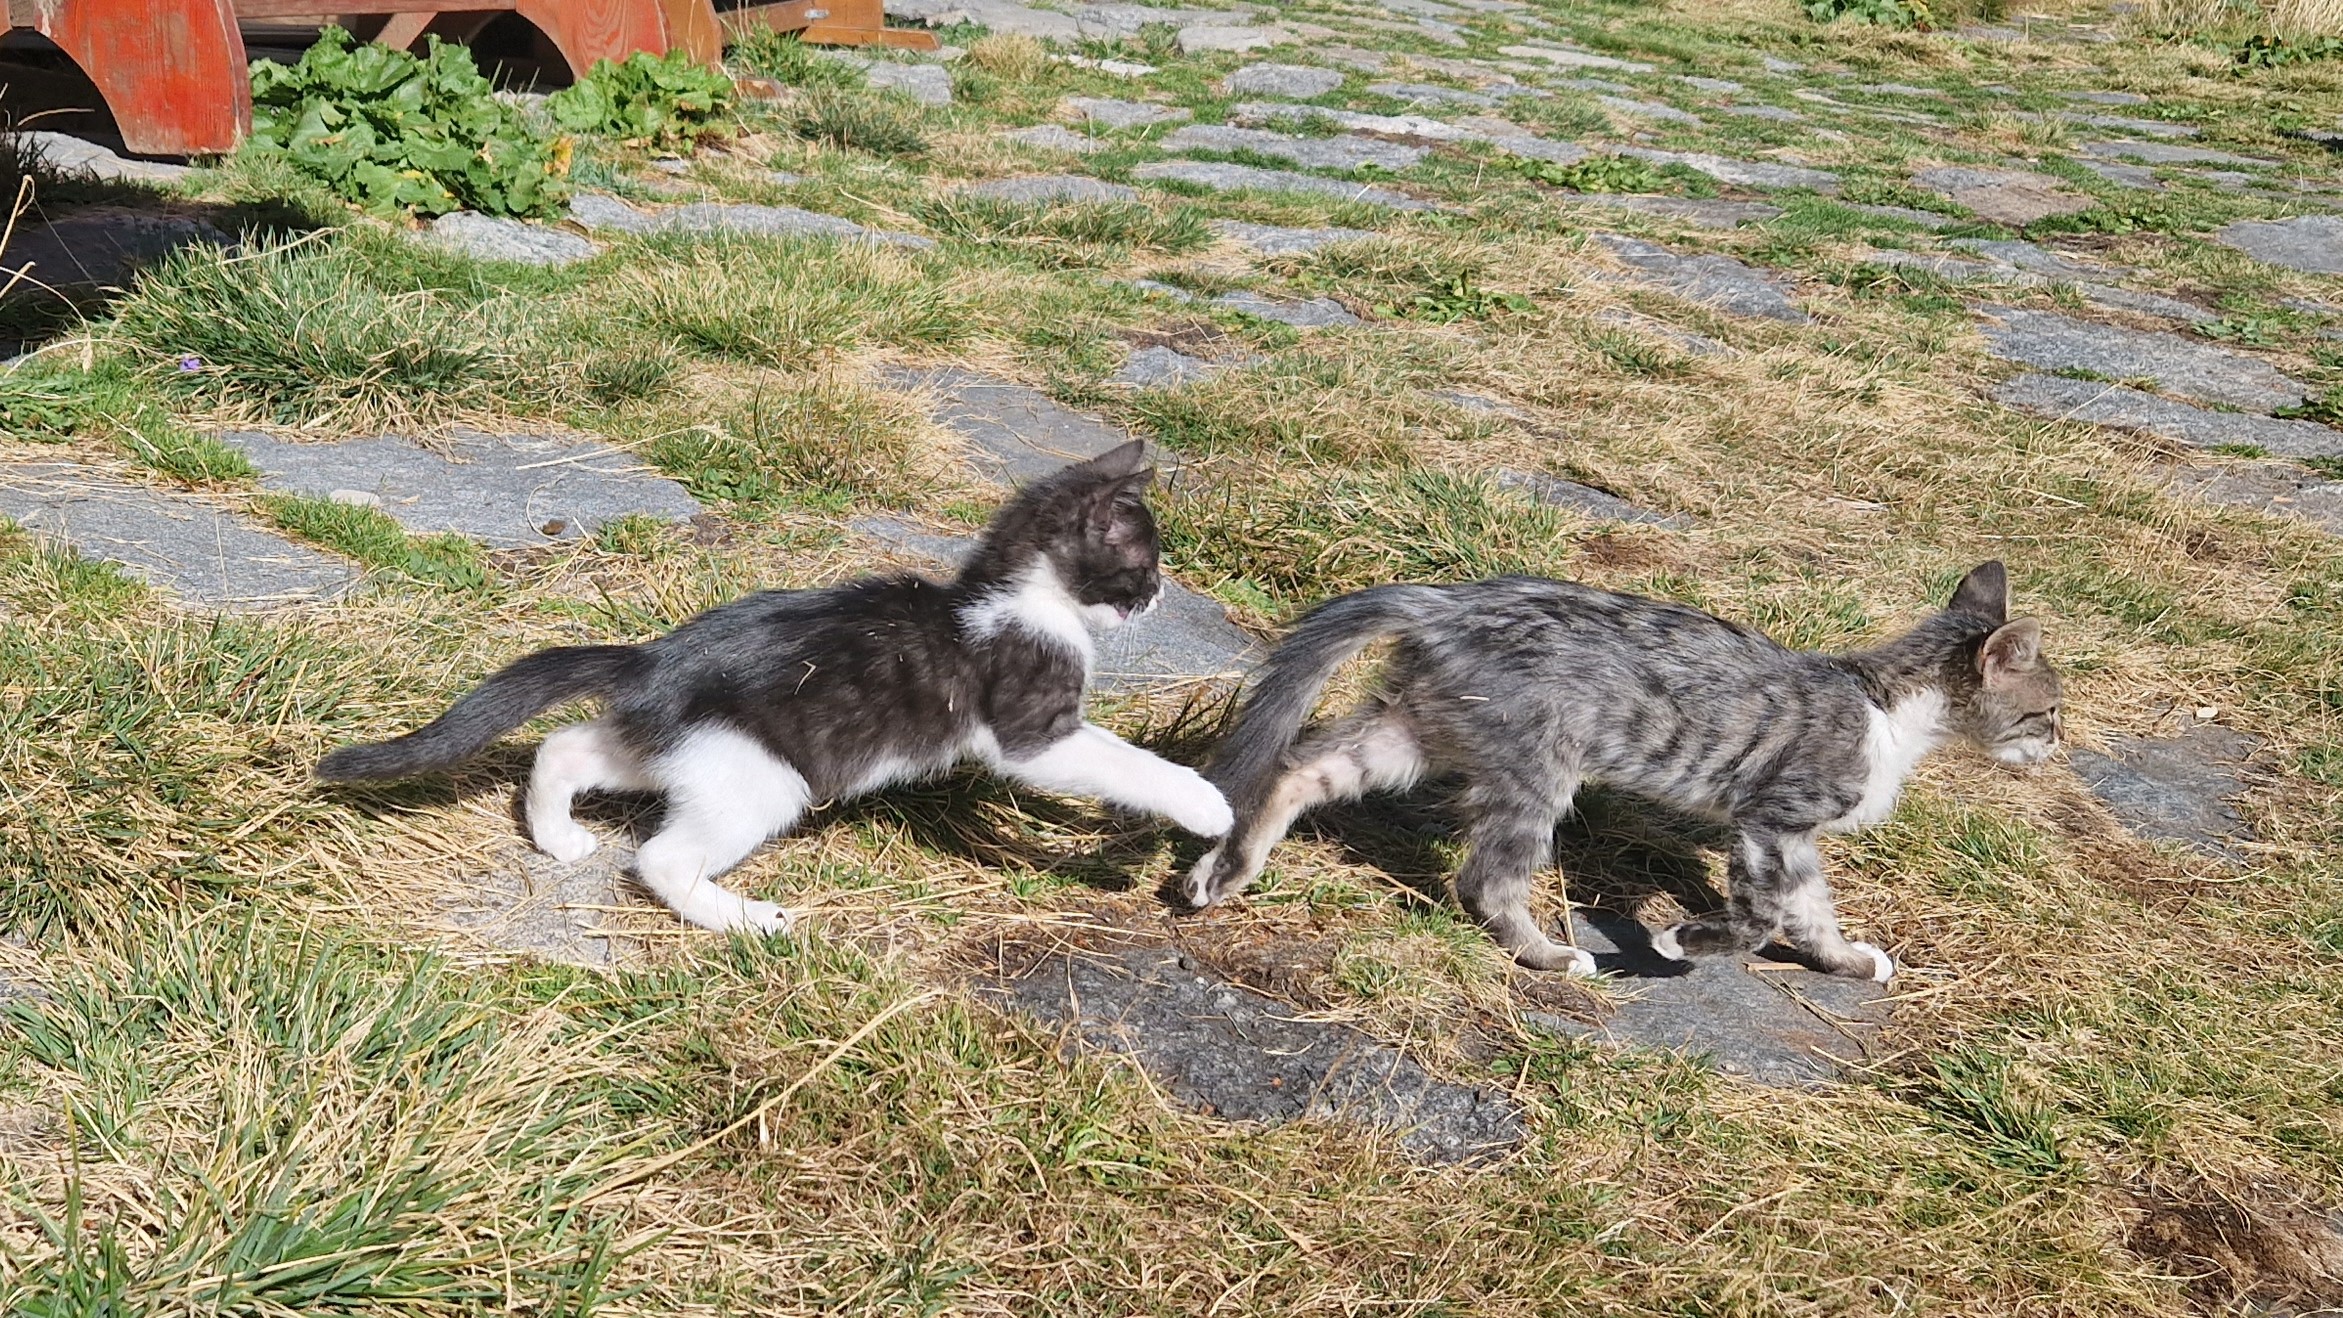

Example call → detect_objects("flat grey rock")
1497 469 1687 526
1569 194 1781 230
1222 63 1345 98
854 518 1258 689
990 942 1522 1162
1178 24 1277 53
1859 248 2012 283
1062 96 1193 129
419 211 600 267
1680 76 1744 93
1160 124 1426 172
888 0 1078 37
2214 215 2343 275
2079 140 2274 167
1993 374 2342 458
1946 238 2111 280
879 365 1137 485
449 845 637 966
1436 388 1529 418
1613 148 1840 194
2076 283 2219 324
1759 55 1805 72
2063 90 2149 105
1722 104 1804 123
647 157 691 175
1367 81 1499 108
1212 290 1360 327
1055 54 1158 76
1004 124 1106 154
960 174 1141 204
1912 166 2094 225
566 192 934 248
2069 722 2260 862
8 131 190 185
0 462 357 608
1499 43 1655 72
1851 82 1943 97
2172 462 2343 536
1211 219 1380 253
1555 76 1639 95
2077 159 2164 190
866 62 954 106
1597 95 1702 125
1111 344 1229 388
1592 305 1730 357
219 430 702 548
2 208 228 290
1528 911 1888 1087
1131 161 1438 210
2065 112 2196 139
1592 233 1809 323
1231 101 1476 141
1974 307 2305 413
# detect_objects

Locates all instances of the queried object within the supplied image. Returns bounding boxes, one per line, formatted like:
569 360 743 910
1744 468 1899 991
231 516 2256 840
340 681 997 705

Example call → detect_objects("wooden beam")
371 9 434 47
232 0 513 15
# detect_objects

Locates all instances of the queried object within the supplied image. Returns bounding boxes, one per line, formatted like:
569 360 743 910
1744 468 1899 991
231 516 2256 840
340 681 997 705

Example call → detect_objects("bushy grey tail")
316 645 646 781
1210 585 1450 811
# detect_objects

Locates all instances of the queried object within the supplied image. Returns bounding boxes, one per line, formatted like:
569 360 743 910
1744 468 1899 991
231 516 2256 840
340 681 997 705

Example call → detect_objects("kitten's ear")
1083 439 1149 479
1949 560 2009 623
1979 618 2042 686
1088 470 1156 544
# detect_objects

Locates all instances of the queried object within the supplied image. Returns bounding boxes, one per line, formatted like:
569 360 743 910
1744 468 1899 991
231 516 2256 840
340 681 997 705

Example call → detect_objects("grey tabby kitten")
319 442 1231 935
1187 563 2060 980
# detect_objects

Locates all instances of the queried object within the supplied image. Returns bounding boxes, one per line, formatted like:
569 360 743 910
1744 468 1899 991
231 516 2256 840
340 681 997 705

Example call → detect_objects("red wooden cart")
1 0 935 157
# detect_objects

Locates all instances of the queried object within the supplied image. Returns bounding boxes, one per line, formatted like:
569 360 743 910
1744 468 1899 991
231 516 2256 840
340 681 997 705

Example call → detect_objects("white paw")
737 899 794 936
1562 946 1598 978
1850 940 1895 983
1163 770 1234 838
1186 846 1226 907
535 822 600 863
1650 926 1686 961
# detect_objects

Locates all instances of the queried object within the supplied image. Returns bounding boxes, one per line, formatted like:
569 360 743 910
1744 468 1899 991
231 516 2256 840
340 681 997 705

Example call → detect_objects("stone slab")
449 845 637 966
1843 202 1953 229
1947 238 2112 280
1614 148 1840 194
866 62 954 106
2214 215 2343 275
1591 233 1809 323
1496 470 1687 526
419 211 600 267
219 429 702 548
1111 344 1231 388
1210 219 1381 253
1681 76 1744 93
1597 96 1702 126
9 131 190 185
566 193 933 248
1131 161 1438 210
1212 290 1361 327
1366 81 1500 108
2069 722 2261 862
853 518 1259 691
989 942 1524 1162
1231 101 1476 141
879 365 1137 485
2077 284 2220 325
1569 194 1781 230
2 209 228 291
1592 306 1729 357
1527 911 1888 1087
2077 159 2164 190
1179 24 1278 53
1161 124 1427 172
0 462 357 607
2063 90 2149 105
1499 43 1655 72
1912 166 2094 225
2172 463 2343 537
1223 64 1345 98
960 174 1141 204
1722 104 1804 123
1975 307 2306 413
1993 374 2343 458
1004 124 1106 154
1062 96 1193 129
2080 140 2274 167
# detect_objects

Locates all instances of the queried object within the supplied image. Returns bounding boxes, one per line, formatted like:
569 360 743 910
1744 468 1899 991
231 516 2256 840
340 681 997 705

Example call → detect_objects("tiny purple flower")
178 356 202 372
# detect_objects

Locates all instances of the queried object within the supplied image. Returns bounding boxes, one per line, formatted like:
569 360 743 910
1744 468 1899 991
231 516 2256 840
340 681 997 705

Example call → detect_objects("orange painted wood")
32 0 251 154
658 0 722 63
372 9 434 47
801 0 934 49
514 0 673 72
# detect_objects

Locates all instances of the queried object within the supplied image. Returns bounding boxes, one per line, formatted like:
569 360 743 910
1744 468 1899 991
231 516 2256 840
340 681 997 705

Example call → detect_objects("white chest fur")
1827 689 1948 833
959 560 1096 668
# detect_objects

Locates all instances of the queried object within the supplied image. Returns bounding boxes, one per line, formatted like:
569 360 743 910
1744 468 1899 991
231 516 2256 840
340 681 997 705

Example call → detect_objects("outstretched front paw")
1846 940 1895 983
736 899 794 937
534 821 600 863
1161 768 1234 838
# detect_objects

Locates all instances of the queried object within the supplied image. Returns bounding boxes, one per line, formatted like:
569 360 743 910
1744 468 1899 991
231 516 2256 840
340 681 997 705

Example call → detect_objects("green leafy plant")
1805 0 1930 27
1378 271 1533 323
247 28 566 218
1515 154 1668 195
546 50 734 150
2233 34 2343 68
2277 388 2343 425
2197 315 2286 346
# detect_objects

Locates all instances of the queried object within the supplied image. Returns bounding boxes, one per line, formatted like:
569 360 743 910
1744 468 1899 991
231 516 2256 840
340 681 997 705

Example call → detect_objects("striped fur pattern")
1187 563 2061 980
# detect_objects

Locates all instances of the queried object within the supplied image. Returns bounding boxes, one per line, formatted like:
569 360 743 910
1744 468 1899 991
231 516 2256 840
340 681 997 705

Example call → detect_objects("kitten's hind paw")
535 822 600 863
1513 939 1598 977
1650 926 1686 962
739 899 794 937
1848 940 1895 983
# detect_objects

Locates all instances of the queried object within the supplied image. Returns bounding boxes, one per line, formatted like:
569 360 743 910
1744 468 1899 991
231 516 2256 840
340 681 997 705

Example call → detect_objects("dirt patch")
2125 1176 2343 1313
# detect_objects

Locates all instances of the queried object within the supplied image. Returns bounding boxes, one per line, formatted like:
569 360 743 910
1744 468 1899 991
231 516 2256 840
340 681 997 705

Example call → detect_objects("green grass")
259 493 489 590
791 87 930 156
918 196 1211 268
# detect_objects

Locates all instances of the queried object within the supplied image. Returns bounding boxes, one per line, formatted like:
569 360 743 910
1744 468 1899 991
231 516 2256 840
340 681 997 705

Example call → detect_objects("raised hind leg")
1186 705 1424 908
1451 769 1596 976
633 727 807 935
528 721 653 862
1653 830 1891 981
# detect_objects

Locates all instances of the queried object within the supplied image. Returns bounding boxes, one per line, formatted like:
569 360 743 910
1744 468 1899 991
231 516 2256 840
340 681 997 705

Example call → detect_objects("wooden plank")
40 0 253 154
232 0 512 15
657 0 722 63
514 0 669 74
801 0 934 48
370 9 434 47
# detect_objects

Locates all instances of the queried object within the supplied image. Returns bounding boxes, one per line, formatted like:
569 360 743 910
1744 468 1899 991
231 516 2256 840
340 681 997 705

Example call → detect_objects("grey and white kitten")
319 441 1232 934
1187 563 2061 980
